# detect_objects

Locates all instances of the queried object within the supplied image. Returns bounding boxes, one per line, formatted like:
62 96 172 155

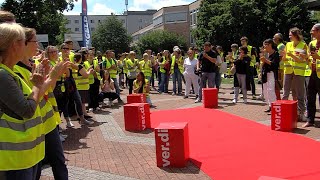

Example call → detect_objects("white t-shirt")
102 79 115 92
184 57 198 74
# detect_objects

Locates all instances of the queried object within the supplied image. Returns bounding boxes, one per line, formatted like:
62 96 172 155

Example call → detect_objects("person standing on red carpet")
260 39 280 112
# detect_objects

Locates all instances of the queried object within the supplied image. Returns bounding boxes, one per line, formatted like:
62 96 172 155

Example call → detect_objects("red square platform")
123 103 150 131
271 100 297 132
202 88 218 108
155 122 189 168
127 94 146 104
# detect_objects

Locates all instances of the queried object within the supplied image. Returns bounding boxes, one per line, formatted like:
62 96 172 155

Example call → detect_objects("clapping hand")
31 64 45 87
49 61 71 80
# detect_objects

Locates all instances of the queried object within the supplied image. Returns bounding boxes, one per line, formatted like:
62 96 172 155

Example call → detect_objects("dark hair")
103 70 111 84
0 11 15 23
274 33 284 43
64 39 73 44
204 42 211 47
138 72 146 94
289 27 303 41
264 38 277 51
74 53 82 63
24 27 36 45
239 46 248 54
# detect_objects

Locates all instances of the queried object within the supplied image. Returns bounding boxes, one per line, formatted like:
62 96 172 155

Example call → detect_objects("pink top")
102 79 114 92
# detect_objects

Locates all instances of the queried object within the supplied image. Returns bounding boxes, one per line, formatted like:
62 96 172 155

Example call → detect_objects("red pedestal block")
127 94 146 104
258 176 288 180
271 100 297 132
123 103 150 131
155 122 189 168
202 88 218 108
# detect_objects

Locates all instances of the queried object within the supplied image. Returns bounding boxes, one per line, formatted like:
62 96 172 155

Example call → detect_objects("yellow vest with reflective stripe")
160 57 167 73
133 79 149 97
47 89 61 125
123 58 129 74
246 45 255 67
74 65 90 90
171 56 184 74
104 58 117 78
139 60 152 77
284 41 308 76
317 57 320 79
0 64 44 171
13 65 59 134
278 43 285 70
84 60 101 84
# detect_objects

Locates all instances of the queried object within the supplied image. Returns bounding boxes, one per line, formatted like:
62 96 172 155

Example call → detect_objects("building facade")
132 0 202 48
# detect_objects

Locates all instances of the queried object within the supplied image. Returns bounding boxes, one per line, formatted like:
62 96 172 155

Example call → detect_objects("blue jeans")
5 163 39 180
215 72 221 89
112 78 120 96
36 127 68 180
159 73 167 93
172 68 182 94
63 90 83 117
198 72 216 100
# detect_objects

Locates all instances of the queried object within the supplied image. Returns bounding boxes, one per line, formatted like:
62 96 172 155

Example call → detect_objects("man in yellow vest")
64 39 75 62
240 36 256 99
273 33 286 100
303 24 320 127
170 48 183 95
103 50 122 102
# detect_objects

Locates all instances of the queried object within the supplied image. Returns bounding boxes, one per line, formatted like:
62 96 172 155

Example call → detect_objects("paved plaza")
40 82 320 180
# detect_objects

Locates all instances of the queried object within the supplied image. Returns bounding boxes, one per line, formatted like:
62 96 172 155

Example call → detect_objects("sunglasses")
62 48 70 50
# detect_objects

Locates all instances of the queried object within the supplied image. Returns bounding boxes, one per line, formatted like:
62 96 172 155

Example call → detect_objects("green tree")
55 17 71 45
193 0 314 50
1 0 75 45
92 16 131 54
136 30 187 55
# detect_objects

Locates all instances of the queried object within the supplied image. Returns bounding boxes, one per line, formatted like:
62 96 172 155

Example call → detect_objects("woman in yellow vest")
13 28 69 180
134 72 152 105
139 53 152 82
126 51 139 94
84 50 101 112
170 48 183 95
158 50 171 94
0 23 67 180
73 52 95 124
281 27 309 121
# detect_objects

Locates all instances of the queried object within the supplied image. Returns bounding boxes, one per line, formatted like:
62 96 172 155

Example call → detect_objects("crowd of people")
1 9 320 180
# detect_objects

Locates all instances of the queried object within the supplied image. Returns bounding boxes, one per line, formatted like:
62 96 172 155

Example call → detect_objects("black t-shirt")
234 56 250 74
262 51 280 83
199 51 217 73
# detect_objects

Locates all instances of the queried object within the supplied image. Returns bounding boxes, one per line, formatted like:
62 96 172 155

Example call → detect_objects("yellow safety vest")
123 58 129 74
50 60 65 92
278 43 285 70
160 57 167 73
0 63 44 171
74 64 90 90
133 79 149 97
84 60 101 84
284 41 309 76
13 64 59 134
104 58 117 79
171 56 184 74
139 60 152 77
246 45 255 67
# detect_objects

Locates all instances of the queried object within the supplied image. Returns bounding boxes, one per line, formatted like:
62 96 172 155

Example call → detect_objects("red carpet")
150 107 320 180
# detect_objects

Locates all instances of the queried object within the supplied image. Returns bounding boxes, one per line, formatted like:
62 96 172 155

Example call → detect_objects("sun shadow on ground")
293 128 310 135
160 159 202 175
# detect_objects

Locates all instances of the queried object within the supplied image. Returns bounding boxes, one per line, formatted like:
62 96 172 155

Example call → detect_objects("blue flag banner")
82 0 91 48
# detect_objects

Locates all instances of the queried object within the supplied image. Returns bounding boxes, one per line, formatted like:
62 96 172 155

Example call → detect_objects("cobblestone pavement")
40 82 320 180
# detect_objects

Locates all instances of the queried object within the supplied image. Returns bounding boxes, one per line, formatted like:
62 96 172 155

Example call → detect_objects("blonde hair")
0 23 25 63
143 53 148 59
0 11 15 23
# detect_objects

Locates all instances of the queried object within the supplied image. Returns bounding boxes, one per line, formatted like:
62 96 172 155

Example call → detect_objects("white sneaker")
194 98 201 103
66 121 74 128
88 108 93 112
232 99 237 104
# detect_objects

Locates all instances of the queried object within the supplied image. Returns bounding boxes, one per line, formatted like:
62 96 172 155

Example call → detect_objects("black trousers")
99 92 120 102
307 71 320 124
248 66 256 95
36 127 68 180
89 78 100 109
128 78 135 94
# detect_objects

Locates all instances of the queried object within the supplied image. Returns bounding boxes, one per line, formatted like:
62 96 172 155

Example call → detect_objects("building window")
90 20 95 23
75 20 79 24
190 14 193 25
75 28 79 32
98 20 101 23
153 15 163 26
164 12 187 23
91 28 95 32
193 13 197 25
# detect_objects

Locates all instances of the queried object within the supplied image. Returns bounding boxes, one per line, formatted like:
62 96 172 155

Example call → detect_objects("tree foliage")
136 30 187 55
1 0 75 45
193 0 314 50
92 16 131 54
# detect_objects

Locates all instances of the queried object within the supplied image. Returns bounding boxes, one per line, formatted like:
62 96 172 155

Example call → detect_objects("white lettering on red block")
141 95 144 103
139 105 146 129
273 104 281 131
158 129 170 167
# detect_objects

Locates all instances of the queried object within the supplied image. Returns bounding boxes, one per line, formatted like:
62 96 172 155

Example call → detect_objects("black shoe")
264 108 271 113
183 95 188 99
84 115 92 119
230 91 234 94
240 91 243 94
